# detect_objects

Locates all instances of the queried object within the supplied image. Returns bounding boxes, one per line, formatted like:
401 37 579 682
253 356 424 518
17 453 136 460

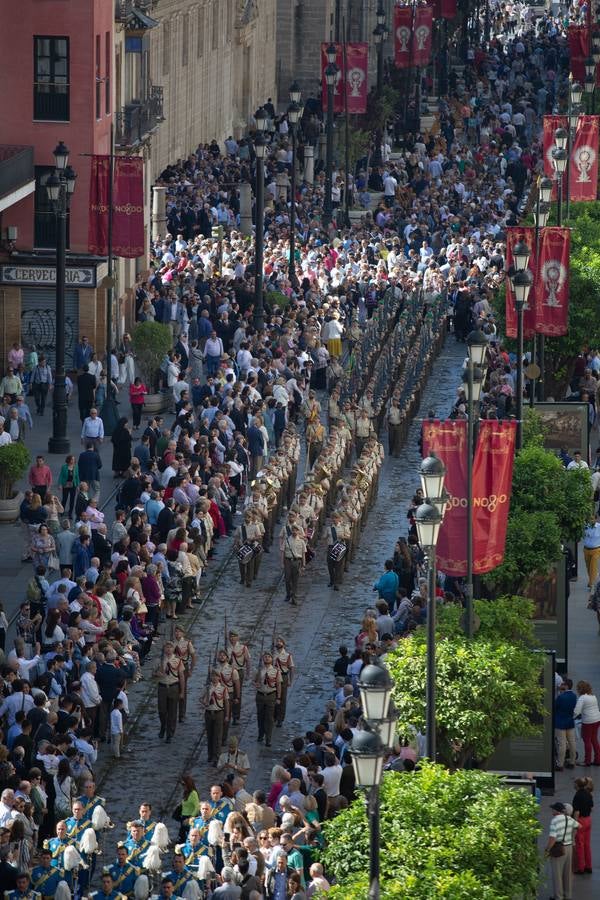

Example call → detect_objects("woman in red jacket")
129 377 147 429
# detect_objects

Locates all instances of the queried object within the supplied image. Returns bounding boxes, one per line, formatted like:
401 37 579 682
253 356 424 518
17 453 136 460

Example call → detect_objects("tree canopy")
321 764 540 900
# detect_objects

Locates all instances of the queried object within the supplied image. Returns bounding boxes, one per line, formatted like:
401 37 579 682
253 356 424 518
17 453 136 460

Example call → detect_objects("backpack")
26 576 44 603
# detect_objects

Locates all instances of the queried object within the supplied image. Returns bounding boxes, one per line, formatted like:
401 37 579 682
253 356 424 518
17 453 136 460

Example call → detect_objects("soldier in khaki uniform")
254 651 282 746
201 669 230 765
156 641 185 744
281 523 307 605
387 397 403 457
234 509 262 587
227 629 251 724
326 510 351 589
273 637 295 727
355 409 375 458
215 648 240 745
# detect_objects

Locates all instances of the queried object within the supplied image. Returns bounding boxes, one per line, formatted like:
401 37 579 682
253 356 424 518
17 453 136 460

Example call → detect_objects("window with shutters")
33 36 69 121
197 6 204 57
162 19 170 75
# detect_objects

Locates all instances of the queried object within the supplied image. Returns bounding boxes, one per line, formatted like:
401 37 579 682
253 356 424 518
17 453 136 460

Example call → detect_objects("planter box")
143 392 169 414
0 490 23 523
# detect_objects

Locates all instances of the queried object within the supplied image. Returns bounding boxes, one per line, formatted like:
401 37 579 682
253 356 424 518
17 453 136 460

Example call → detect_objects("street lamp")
46 140 77 454
287 88 302 285
374 10 386 98
324 59 338 229
415 499 444 762
349 722 387 900
253 109 268 330
463 328 488 637
512 268 533 451
351 656 396 900
551 144 568 227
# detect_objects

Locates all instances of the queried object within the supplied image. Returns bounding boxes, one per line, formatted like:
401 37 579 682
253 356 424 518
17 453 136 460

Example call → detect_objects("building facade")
0 0 116 366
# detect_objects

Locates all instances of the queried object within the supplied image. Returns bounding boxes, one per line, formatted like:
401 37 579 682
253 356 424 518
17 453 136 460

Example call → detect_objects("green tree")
321 765 540 900
131 321 173 391
484 509 561 595
0 442 30 499
387 631 543 768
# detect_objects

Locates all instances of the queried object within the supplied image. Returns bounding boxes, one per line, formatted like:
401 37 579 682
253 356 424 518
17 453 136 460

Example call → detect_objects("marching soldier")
227 628 251 723
174 626 197 725
155 640 185 744
65 799 89 843
387 397 403 457
44 820 69 869
89 871 126 900
355 408 375 458
201 669 230 765
328 386 342 429
234 509 259 587
5 873 41 900
178 824 210 867
306 413 326 469
326 511 351 589
30 849 68 898
281 522 307 605
137 802 157 841
282 429 300 507
215 648 240 745
254 651 282 746
122 820 150 867
273 637 295 727
109 846 141 895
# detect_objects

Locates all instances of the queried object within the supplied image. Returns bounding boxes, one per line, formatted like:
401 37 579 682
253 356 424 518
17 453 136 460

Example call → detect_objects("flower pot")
143 392 169 414
0 490 23 523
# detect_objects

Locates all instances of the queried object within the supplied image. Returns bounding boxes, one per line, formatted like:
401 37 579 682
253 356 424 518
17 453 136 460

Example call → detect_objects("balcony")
115 0 157 26
114 85 164 149
0 145 35 214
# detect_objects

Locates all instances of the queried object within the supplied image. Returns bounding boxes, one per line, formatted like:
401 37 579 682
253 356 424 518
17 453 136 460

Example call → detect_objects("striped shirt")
549 813 579 846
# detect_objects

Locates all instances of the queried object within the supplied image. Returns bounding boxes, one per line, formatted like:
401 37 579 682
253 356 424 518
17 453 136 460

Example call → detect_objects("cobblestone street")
87 336 466 841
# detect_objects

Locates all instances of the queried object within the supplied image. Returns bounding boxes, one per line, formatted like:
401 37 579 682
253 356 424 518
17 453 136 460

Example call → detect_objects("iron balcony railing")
114 85 164 149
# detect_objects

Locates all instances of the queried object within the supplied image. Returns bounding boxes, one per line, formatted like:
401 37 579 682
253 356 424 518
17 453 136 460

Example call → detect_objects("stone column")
304 146 315 185
151 186 167 239
239 182 253 236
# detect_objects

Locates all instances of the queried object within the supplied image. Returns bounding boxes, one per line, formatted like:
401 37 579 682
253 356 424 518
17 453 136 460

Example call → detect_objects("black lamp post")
584 57 596 113
461 330 488 635
46 141 76 454
253 107 268 331
415 454 446 761
536 176 553 402
374 4 387 98
566 79 583 222
324 42 338 229
350 657 395 900
287 83 302 285
511 242 534 451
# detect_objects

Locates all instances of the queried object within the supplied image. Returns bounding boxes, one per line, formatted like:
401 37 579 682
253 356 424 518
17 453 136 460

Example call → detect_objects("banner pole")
465 360 474 638
100 123 119 436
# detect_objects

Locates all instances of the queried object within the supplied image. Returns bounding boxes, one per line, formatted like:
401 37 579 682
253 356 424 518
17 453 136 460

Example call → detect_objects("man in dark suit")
78 444 102 500
77 365 97 422
157 498 176 542
92 525 112 568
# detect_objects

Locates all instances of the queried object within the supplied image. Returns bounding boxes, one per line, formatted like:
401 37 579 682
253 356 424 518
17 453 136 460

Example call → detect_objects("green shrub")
0 442 31 499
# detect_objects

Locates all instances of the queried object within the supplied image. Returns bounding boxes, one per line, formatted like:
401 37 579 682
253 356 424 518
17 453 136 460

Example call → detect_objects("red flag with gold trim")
505 227 537 340
534 227 570 337
422 419 468 577
88 155 110 256
412 6 433 67
394 5 413 69
471 420 517 575
112 156 144 259
569 115 599 201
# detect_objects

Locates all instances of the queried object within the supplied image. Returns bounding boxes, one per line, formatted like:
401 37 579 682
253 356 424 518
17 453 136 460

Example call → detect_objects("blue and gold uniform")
43 836 69 869
30 863 68 898
76 793 105 824
108 861 140 895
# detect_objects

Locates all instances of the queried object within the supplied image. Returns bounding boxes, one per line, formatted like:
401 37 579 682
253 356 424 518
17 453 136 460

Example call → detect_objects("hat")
550 802 566 812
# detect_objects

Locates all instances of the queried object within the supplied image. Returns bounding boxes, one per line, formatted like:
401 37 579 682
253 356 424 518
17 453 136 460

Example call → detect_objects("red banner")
88 155 110 256
345 43 368 114
570 115 599 201
505 227 537 340
422 419 468 577
412 7 433 67
542 115 568 197
534 227 570 337
471 420 517 575
112 156 144 259
568 24 588 82
440 0 457 17
321 43 344 113
394 5 413 69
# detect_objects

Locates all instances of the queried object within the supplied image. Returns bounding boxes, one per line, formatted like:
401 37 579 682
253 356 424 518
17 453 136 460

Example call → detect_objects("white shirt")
80 670 101 708
574 693 600 724
0 692 35 726
321 764 343 797
110 708 123 735
0 800 17 827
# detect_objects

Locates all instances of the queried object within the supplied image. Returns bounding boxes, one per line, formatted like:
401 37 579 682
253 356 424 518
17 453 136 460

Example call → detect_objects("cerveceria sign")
0 265 97 287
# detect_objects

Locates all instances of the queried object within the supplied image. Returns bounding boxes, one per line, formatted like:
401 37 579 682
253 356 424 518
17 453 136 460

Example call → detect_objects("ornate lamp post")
374 3 387 98
416 452 447 760
323 42 338 229
46 140 77 454
350 657 396 900
253 107 268 330
510 239 534 451
287 83 302 285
